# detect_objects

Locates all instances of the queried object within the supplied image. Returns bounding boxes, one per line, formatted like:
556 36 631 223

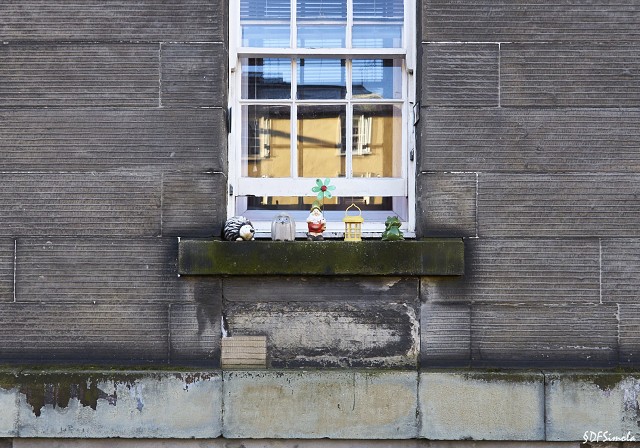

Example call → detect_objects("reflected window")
297 59 346 100
242 58 291 99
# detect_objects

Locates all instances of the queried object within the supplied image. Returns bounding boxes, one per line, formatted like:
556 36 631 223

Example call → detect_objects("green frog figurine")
381 216 404 241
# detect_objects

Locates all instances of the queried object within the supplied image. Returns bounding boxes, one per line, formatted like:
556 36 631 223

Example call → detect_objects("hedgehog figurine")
223 216 255 241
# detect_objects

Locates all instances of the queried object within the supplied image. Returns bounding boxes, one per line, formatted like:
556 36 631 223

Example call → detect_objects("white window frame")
228 0 417 238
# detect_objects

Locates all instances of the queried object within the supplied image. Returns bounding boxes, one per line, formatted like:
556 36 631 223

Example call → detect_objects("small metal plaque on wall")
221 336 267 368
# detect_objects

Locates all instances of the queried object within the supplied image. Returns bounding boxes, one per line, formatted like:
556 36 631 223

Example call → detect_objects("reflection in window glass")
352 0 403 48
297 59 346 100
352 59 402 99
353 25 402 48
353 0 403 20
297 0 346 19
241 0 291 19
242 105 291 178
242 26 290 48
297 105 346 178
352 104 402 178
241 0 291 48
242 58 291 99
247 195 392 210
297 26 346 48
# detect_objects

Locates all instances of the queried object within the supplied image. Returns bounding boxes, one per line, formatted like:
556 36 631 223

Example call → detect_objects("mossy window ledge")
178 239 464 276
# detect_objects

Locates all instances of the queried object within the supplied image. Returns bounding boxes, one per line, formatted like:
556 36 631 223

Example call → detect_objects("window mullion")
345 58 353 179
291 58 298 179
291 0 297 49
346 0 353 49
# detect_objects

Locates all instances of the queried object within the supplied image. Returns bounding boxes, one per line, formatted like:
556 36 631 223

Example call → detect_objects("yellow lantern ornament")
343 203 364 242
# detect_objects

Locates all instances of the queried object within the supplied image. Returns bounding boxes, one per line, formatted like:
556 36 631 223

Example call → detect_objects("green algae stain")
17 373 124 417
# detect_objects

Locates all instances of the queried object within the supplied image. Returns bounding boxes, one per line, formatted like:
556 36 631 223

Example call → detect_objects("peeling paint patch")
358 278 401 291
128 383 144 412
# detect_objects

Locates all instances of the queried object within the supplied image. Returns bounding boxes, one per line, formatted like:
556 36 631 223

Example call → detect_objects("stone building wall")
419 0 640 368
0 0 639 444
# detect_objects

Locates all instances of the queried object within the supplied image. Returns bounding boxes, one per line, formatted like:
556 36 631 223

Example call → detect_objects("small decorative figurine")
343 203 364 242
223 216 255 241
271 212 296 241
306 201 326 241
381 216 404 241
312 178 336 201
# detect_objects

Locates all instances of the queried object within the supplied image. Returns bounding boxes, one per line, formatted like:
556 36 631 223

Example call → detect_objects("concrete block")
0 238 13 302
161 172 226 238
0 387 18 437
502 44 640 108
15 238 179 303
422 43 499 107
169 284 222 366
422 239 600 303
0 0 225 42
422 0 640 42
420 108 640 173
0 108 226 172
419 372 545 440
223 276 419 303
478 173 640 238
16 371 221 438
416 173 476 238
546 373 640 441
225 300 419 368
223 371 418 439
0 303 169 363
0 173 160 237
619 304 640 365
0 44 158 108
161 43 226 107
420 302 470 367
602 239 640 305
471 303 618 368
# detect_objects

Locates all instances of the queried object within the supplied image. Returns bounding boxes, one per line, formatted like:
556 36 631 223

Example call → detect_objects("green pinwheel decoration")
312 178 336 201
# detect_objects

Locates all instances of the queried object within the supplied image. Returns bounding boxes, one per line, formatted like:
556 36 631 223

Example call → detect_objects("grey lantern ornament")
271 213 296 241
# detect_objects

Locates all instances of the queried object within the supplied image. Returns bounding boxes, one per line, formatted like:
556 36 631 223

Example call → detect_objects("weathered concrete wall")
419 0 640 368
0 370 639 443
0 1 226 366
0 441 613 448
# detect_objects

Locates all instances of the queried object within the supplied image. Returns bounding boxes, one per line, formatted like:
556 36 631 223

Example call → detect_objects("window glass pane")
352 0 403 48
352 25 402 48
247 195 392 210
297 0 346 19
297 105 346 178
241 0 291 47
352 59 402 99
353 0 403 20
352 104 402 178
241 0 290 20
297 25 346 48
242 105 291 178
297 59 346 100
242 25 290 47
242 58 291 99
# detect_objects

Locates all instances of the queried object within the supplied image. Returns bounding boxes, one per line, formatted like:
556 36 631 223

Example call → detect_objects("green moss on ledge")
178 239 464 276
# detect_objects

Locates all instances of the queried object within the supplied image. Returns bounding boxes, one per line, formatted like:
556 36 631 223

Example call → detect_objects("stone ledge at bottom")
0 369 222 438
0 369 640 441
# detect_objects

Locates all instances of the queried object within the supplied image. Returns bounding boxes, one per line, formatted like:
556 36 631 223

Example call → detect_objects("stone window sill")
178 238 464 276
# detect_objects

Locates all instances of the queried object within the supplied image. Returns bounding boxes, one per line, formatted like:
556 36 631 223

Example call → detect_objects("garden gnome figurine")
306 201 326 241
